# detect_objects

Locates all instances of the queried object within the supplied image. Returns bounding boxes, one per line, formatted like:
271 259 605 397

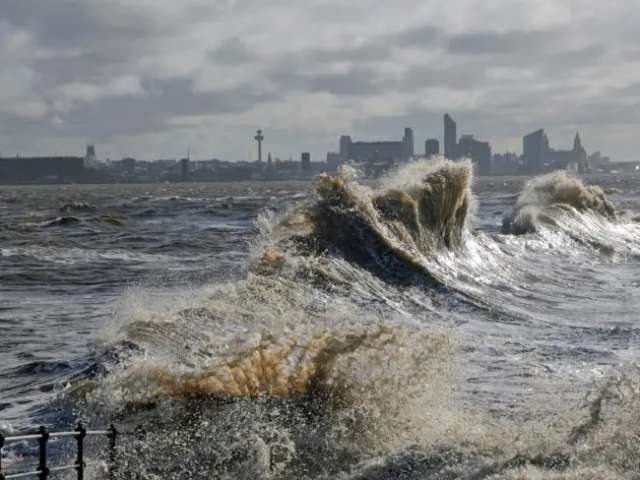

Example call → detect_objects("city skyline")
2 1 640 162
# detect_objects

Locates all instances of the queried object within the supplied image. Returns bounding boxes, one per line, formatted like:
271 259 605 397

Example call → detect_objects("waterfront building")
425 138 440 157
444 114 458 160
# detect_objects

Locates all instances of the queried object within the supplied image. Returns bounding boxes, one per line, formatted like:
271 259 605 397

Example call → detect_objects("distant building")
444 114 458 160
119 157 137 172
523 129 548 174
442 114 492 174
492 152 521 176
458 135 492 176
588 151 611 171
0 156 84 183
84 145 100 168
402 127 414 158
301 152 311 173
180 158 190 180
425 138 440 157
523 129 589 174
339 135 352 163
336 128 414 175
326 152 341 171
254 130 265 163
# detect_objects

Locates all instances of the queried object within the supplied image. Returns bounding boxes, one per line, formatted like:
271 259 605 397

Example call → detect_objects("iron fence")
0 423 118 480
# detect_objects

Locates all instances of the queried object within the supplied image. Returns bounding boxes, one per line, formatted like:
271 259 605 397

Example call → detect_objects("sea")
1 161 640 479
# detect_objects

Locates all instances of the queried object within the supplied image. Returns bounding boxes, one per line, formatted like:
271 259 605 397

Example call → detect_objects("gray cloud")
209 37 257 65
55 76 279 137
447 29 560 55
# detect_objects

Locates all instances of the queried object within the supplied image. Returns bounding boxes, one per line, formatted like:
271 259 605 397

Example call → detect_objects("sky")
1 0 640 162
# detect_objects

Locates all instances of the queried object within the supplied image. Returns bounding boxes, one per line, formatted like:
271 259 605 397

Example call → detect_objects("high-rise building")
425 139 440 157
339 136 352 163
523 129 548 174
402 127 414 158
444 114 457 160
458 135 492 176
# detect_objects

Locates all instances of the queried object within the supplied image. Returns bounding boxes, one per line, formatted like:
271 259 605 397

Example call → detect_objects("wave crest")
280 160 475 283
503 171 616 235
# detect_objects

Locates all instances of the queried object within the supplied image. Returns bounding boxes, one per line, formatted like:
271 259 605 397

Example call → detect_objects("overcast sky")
1 0 639 162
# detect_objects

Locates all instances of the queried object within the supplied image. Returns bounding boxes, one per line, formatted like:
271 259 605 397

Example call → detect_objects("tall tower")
444 114 457 160
523 129 548 174
339 135 352 163
84 144 97 167
573 132 584 152
402 127 414 159
254 129 265 163
573 131 587 174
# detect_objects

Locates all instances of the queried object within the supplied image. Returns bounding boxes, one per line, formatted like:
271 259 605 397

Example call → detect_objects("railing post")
107 424 118 479
75 423 86 480
37 426 49 480
0 431 5 480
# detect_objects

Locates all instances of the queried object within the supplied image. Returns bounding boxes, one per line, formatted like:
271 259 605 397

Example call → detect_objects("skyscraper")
339 135 352 163
523 129 548 174
444 114 457 160
402 127 414 159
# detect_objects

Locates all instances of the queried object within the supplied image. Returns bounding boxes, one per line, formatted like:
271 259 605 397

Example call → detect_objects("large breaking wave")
66 161 640 479
502 171 640 257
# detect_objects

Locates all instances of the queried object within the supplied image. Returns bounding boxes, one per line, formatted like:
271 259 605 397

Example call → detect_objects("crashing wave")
260 159 474 284
502 171 616 235
85 323 453 409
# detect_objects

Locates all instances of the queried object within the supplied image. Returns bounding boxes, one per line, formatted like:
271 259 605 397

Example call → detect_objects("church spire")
573 132 583 152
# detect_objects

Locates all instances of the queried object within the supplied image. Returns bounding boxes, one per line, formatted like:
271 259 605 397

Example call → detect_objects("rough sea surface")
1 163 640 479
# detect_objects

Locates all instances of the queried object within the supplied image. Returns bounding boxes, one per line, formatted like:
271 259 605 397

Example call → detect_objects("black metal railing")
0 423 118 480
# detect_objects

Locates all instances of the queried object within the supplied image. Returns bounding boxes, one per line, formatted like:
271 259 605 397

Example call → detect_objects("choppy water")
1 165 640 479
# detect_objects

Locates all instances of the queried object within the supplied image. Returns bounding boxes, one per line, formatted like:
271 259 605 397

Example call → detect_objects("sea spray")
502 171 616 235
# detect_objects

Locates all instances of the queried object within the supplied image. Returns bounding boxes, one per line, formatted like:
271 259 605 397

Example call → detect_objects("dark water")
1 169 640 479
0 182 307 428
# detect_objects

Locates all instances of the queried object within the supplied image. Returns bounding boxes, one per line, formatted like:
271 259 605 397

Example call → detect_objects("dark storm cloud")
57 76 279 137
390 24 443 47
303 42 394 64
268 64 395 97
542 44 608 71
447 29 561 55
34 51 138 86
209 37 257 65
402 62 487 90
307 66 396 96
2 0 164 48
